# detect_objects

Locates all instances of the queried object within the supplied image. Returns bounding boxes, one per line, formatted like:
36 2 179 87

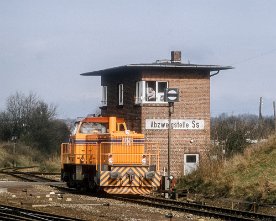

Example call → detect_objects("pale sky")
1 1 275 118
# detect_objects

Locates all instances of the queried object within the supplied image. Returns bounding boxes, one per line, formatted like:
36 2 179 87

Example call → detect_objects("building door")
184 154 199 175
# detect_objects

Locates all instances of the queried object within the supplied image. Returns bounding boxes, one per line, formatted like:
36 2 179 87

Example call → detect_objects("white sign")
145 119 204 130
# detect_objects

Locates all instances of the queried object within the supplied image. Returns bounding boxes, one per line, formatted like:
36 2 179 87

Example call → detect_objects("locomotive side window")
117 123 127 131
71 123 79 135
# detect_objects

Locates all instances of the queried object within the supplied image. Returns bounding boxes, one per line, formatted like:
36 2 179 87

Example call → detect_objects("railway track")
49 184 276 221
0 167 60 182
2 169 275 220
0 204 83 221
2 171 59 182
110 195 276 221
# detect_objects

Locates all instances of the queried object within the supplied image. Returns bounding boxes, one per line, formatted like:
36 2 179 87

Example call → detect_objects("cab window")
79 122 107 134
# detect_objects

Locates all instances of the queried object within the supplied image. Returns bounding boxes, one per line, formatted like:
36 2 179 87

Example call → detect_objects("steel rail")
141 195 276 220
0 204 84 221
1 171 59 182
47 184 276 221
0 210 35 220
1 166 59 182
12 172 60 175
0 166 39 172
110 195 276 221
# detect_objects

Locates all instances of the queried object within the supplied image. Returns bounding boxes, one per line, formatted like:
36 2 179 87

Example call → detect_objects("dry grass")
38 155 61 172
0 142 61 172
224 136 276 202
177 135 276 203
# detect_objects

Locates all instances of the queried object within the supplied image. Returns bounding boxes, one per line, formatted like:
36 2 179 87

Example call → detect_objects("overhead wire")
230 48 276 66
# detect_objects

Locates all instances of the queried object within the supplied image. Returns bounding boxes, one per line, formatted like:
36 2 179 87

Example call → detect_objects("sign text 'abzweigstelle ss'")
145 119 204 130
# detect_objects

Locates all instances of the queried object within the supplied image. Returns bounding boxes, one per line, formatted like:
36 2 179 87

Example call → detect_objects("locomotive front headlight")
108 154 113 165
145 171 155 180
110 171 120 179
141 154 147 165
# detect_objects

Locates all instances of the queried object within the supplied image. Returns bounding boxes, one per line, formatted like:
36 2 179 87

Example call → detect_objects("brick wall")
101 68 210 177
141 69 210 177
101 71 142 133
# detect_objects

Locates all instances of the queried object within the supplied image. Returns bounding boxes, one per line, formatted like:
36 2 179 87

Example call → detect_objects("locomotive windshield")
79 122 107 134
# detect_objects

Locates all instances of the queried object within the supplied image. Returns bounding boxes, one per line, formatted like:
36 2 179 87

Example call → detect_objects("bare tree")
0 92 68 154
211 114 274 157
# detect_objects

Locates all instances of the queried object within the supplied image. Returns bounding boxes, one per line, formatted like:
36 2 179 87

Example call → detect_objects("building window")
102 86 107 106
118 84 123 105
146 81 156 101
135 81 143 104
135 81 168 104
184 154 199 175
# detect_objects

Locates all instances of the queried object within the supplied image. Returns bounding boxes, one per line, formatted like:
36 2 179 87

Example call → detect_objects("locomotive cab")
61 116 160 194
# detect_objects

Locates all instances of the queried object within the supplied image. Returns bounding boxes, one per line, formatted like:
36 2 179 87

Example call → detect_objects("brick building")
82 51 232 177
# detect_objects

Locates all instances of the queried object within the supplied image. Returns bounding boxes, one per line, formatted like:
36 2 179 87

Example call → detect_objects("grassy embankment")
177 136 276 203
0 142 60 172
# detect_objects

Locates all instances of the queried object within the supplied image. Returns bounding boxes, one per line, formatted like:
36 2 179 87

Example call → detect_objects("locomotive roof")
81 62 233 76
77 116 125 123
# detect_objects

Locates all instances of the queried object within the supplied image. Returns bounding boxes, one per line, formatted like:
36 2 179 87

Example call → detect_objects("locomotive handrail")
100 153 159 163
61 141 160 171
99 141 160 171
61 142 100 169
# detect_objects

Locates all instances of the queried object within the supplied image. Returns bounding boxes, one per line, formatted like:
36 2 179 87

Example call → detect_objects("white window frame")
135 81 144 104
118 84 123 105
135 81 168 104
102 86 107 106
184 154 199 175
155 81 168 102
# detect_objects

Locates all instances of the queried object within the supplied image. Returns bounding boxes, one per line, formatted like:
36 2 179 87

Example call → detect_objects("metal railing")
61 141 160 171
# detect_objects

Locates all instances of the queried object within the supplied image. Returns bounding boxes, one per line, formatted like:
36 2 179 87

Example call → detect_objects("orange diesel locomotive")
61 116 161 194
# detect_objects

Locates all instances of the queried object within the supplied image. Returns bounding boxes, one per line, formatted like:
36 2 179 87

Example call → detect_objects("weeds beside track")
109 195 276 221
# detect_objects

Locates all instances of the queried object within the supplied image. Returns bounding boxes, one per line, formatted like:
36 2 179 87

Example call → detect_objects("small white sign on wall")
145 119 204 130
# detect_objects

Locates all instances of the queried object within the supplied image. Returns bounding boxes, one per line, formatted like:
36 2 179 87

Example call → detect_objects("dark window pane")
186 155 197 163
158 82 167 93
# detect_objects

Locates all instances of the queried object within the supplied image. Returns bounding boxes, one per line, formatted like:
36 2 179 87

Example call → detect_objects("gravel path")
0 179 221 221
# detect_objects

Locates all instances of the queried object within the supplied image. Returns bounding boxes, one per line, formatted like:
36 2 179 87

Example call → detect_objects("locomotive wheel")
66 180 76 188
88 181 98 192
96 187 106 197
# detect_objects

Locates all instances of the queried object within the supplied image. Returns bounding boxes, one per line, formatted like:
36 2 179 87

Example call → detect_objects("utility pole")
167 102 173 184
273 101 276 134
259 97 263 138
11 136 17 167
259 97 263 120
164 88 179 199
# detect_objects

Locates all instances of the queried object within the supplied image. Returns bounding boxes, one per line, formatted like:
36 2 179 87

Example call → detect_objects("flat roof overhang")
81 63 234 76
